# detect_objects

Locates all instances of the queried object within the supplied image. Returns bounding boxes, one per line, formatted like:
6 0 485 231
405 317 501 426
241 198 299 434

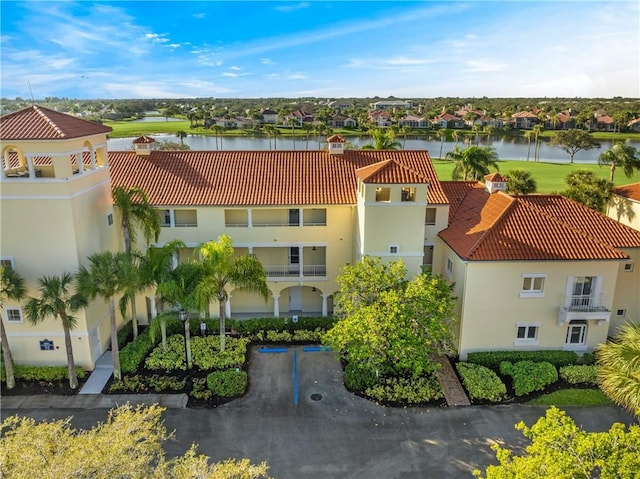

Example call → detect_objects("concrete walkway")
433 355 471 406
79 351 113 395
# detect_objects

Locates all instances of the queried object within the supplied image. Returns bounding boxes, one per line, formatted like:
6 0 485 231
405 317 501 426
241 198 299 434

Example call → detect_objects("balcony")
558 295 611 325
265 264 327 279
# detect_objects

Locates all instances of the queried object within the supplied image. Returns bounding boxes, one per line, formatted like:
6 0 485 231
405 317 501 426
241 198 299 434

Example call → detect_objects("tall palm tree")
596 322 640 416
400 125 411 149
24 274 87 389
196 235 268 351
532 124 543 162
112 186 160 339
77 251 130 381
175 131 187 146
0 266 26 390
524 130 534 161
287 118 297 151
211 125 225 150
471 124 482 145
302 123 313 150
598 143 640 182
435 128 447 159
361 129 401 150
446 145 499 181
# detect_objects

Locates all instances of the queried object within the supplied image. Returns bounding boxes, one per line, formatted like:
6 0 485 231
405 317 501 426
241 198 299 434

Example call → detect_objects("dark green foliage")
456 362 506 402
343 362 380 391
500 361 558 396
119 328 154 374
206 369 248 397
467 350 580 371
0 364 85 382
579 352 595 365
364 376 443 405
108 374 185 393
559 365 598 385
117 321 133 349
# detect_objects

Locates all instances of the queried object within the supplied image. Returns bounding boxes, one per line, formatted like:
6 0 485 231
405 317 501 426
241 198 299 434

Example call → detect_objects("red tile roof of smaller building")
356 159 430 184
439 187 640 261
327 135 345 143
0 105 112 140
133 135 156 144
484 173 508 182
612 183 640 202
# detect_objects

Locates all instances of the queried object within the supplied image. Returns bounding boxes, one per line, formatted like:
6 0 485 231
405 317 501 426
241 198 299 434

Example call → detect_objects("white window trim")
623 262 634 272
514 322 540 346
0 257 16 270
520 273 546 298
388 245 399 255
616 309 626 318
445 257 453 280
5 307 23 323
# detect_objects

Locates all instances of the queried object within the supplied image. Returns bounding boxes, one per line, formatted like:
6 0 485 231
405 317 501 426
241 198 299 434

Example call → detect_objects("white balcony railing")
567 295 610 312
265 264 327 278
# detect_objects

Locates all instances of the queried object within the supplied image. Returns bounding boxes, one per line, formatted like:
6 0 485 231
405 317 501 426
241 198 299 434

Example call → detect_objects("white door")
89 329 101 363
289 286 302 311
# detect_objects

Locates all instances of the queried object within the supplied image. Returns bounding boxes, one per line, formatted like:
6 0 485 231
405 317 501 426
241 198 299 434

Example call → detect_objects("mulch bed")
1 377 88 396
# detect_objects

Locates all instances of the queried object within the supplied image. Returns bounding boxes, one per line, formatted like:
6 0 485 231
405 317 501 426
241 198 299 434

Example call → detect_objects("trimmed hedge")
120 328 155 374
456 362 506 402
0 364 86 382
468 350 580 371
207 369 248 397
559 365 598 385
343 362 380 391
500 360 558 396
364 376 443 405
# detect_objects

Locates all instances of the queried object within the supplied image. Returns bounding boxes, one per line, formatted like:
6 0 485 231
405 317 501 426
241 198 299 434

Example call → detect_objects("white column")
149 297 158 319
90 149 97 169
321 294 328 317
26 155 35 177
248 209 253 227
76 153 85 174
273 294 280 317
299 247 304 278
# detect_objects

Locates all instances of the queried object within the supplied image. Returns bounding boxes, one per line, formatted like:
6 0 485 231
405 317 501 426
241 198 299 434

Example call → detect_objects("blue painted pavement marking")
258 347 288 353
302 346 332 352
293 349 299 406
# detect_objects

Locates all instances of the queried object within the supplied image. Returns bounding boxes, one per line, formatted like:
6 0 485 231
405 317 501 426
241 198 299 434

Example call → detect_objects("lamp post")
179 309 192 369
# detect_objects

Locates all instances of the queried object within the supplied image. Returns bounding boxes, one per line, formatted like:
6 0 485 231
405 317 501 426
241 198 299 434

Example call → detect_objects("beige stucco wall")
610 248 640 334
607 195 640 231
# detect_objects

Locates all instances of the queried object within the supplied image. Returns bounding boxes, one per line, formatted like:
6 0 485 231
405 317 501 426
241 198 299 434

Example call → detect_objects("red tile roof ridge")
356 159 431 184
465 192 516 259
613 182 640 202
33 106 65 138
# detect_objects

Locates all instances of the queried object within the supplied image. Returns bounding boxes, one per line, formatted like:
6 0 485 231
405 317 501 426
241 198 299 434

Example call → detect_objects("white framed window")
5 308 22 323
616 309 626 317
425 208 436 225
107 213 114 227
401 187 416 202
515 323 539 345
0 257 15 271
520 274 546 298
445 258 453 279
388 245 399 255
623 262 634 272
160 209 172 227
375 187 391 202
566 320 587 346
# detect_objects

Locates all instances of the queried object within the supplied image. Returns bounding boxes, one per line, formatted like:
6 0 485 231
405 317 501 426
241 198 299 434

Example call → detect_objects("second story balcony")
558 294 611 325
264 264 327 279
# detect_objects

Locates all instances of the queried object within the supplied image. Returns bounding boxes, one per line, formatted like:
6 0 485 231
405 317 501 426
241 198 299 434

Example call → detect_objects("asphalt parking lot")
2 345 635 479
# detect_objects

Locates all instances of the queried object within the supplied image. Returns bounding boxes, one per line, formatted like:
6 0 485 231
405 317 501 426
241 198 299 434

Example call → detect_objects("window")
6 308 22 323
288 209 300 226
572 276 595 309
515 324 539 345
0 257 15 271
388 245 399 254
616 309 626 317
375 187 391 202
566 320 587 346
160 209 172 227
289 247 300 265
624 263 634 272
107 213 114 227
425 208 436 225
521 274 546 297
446 258 453 277
401 187 416 202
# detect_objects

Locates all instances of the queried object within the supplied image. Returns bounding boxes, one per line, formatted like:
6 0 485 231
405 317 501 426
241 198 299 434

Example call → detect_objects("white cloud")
465 59 508 73
275 2 310 13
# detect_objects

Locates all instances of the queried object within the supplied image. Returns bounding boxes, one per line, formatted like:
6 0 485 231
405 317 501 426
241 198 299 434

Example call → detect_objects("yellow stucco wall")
607 195 640 231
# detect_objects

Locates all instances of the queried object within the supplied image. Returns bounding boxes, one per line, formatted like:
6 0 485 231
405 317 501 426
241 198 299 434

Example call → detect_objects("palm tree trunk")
219 298 226 352
62 321 78 389
109 297 121 380
1 318 15 389
610 165 615 183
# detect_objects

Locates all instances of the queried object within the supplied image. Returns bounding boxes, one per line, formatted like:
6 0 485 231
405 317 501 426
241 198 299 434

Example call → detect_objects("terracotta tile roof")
484 173 508 182
108 149 448 207
326 135 345 143
133 135 156 144
0 105 112 140
440 181 484 222
613 183 640 202
439 189 639 261
356 159 430 184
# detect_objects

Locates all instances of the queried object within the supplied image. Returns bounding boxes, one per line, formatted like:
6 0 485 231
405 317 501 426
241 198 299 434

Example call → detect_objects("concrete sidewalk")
79 350 113 395
1 393 188 410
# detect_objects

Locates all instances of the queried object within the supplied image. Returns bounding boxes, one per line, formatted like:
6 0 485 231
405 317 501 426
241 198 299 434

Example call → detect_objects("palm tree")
435 129 447 159
400 125 411 149
112 186 160 339
598 143 640 182
471 124 482 145
0 266 26 390
361 129 401 150
196 235 268 351
24 274 87 389
287 118 297 151
211 125 225 150
77 251 130 381
596 322 640 416
452 130 461 147
302 123 313 150
532 124 543 162
175 131 187 146
506 169 537 195
446 145 499 181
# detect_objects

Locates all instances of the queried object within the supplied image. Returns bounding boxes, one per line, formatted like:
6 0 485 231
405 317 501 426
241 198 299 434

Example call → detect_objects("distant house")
399 114 429 129
261 108 278 124
283 110 314 126
510 111 539 129
329 114 357 128
368 110 393 127
593 115 615 132
433 113 465 129
369 100 413 111
628 118 640 132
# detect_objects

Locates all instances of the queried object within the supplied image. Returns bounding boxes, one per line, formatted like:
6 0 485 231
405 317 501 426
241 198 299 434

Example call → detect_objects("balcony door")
572 276 594 308
288 247 300 274
289 208 300 226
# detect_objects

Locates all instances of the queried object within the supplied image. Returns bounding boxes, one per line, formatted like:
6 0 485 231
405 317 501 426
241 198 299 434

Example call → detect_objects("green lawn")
431 159 640 194
527 388 612 406
105 119 194 137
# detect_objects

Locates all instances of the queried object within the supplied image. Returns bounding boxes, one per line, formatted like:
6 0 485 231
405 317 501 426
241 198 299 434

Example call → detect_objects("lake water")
107 134 639 164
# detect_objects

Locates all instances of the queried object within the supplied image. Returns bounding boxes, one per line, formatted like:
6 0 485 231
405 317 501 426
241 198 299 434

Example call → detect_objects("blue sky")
1 1 638 99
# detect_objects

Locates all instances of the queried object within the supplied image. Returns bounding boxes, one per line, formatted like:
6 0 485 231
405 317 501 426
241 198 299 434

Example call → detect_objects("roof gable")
613 183 640 202
356 159 430 184
0 105 112 140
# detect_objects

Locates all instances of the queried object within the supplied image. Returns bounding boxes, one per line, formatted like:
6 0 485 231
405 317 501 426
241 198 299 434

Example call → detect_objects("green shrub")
231 316 336 338
190 377 213 400
343 362 380 391
190 336 249 370
108 375 148 393
117 321 133 349
559 365 598 385
500 361 558 396
145 335 189 371
207 369 247 397
578 353 595 365
0 364 86 382
456 362 506 402
364 376 443 405
468 350 579 371
120 329 154 374
266 330 293 342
